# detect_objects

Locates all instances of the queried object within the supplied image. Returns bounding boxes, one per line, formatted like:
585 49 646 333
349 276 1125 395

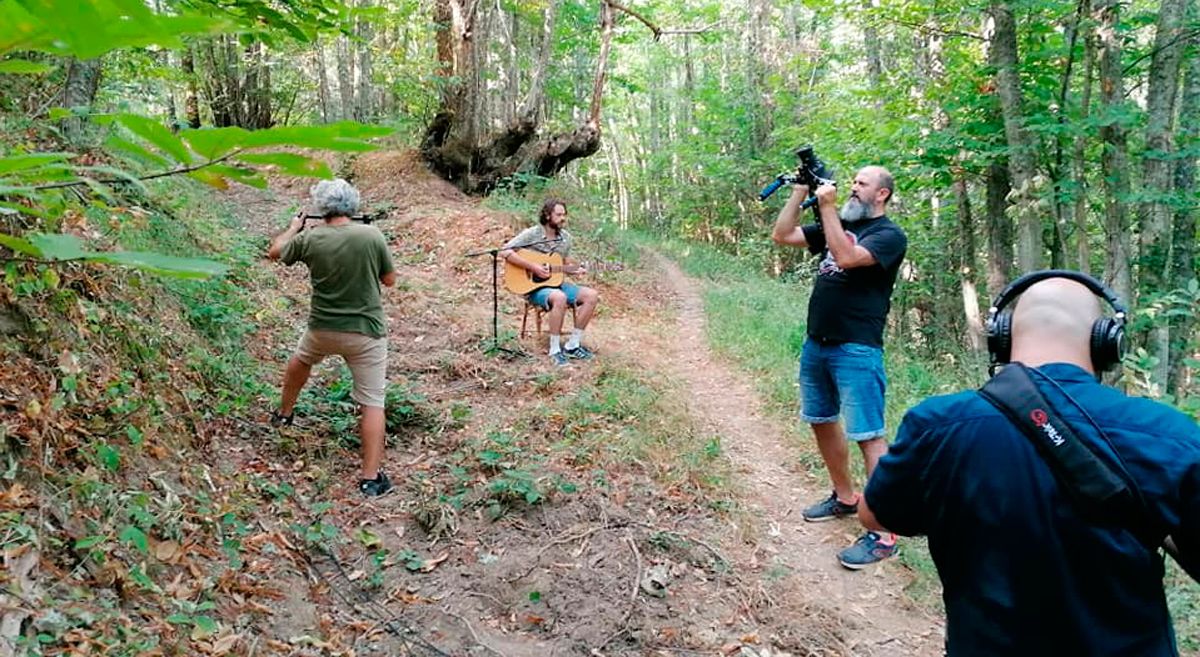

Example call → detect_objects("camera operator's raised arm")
268 213 306 261
771 185 811 247
817 182 878 270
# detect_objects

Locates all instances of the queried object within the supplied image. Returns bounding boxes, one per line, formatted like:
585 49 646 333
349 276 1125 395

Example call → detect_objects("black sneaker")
270 410 294 427
564 345 594 360
549 351 569 367
358 472 393 497
801 491 858 522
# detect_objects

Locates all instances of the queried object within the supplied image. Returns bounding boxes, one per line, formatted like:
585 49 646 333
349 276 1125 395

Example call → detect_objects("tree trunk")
989 0 1043 272
356 1 374 122
423 0 607 193
605 132 630 230
60 57 103 145
744 0 772 153
466 0 491 144
586 1 614 124
163 51 178 130
201 37 235 127
1137 0 1187 388
955 165 984 352
1096 0 1133 302
182 47 201 128
1072 11 1095 273
244 42 272 129
337 34 355 122
863 0 884 96
223 36 245 127
1169 27 1200 395
987 159 1015 297
1049 0 1088 272
682 34 695 130
923 29 960 347
505 6 519 125
315 40 331 123
519 0 556 123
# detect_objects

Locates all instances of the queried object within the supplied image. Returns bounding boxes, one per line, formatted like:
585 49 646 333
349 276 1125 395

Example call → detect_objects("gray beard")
840 197 872 223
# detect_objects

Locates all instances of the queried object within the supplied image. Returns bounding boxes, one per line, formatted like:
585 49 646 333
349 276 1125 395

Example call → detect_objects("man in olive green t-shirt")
267 178 397 496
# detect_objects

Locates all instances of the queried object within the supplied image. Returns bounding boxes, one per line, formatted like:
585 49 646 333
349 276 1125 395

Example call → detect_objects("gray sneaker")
550 351 569 367
801 491 858 522
838 531 897 569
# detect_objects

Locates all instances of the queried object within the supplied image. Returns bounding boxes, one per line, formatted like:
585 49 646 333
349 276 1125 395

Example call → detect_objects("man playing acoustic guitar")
501 198 601 367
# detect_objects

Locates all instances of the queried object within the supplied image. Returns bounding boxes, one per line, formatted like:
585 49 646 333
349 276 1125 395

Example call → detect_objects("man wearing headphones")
859 272 1200 655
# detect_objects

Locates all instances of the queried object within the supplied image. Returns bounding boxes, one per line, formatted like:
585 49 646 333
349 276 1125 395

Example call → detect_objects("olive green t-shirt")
281 223 395 338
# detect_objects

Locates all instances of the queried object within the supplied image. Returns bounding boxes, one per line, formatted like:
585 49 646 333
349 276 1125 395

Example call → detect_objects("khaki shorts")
296 330 388 408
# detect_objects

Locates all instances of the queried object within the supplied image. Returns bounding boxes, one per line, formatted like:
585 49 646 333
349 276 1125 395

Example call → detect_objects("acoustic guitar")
503 249 623 294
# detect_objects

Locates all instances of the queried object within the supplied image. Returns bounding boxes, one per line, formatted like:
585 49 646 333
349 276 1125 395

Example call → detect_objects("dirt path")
616 253 946 656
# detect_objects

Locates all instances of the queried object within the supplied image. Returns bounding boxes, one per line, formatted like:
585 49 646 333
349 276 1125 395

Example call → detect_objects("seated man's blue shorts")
798 337 887 441
527 282 581 310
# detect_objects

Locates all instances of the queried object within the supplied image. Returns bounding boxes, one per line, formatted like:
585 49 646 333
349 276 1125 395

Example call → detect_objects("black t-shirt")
802 215 907 347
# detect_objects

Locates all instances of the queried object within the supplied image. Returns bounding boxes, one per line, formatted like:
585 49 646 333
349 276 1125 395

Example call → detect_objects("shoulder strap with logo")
980 364 1199 579
977 363 1137 523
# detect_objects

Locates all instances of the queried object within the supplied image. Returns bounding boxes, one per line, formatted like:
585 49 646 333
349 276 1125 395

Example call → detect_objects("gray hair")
309 178 360 217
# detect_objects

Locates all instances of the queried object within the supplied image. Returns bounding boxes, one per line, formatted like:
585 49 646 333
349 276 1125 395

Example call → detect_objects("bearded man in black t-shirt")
772 165 907 569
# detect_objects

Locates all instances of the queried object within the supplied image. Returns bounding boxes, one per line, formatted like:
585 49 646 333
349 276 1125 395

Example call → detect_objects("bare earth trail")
606 252 945 656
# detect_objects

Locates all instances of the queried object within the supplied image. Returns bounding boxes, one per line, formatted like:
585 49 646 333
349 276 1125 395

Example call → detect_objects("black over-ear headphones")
986 269 1128 373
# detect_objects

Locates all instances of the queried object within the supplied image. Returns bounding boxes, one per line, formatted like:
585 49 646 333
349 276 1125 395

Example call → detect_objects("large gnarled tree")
421 0 710 194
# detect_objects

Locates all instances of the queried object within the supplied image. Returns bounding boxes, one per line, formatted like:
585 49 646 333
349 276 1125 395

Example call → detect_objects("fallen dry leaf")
0 483 35 509
210 633 242 656
419 551 450 573
153 539 181 563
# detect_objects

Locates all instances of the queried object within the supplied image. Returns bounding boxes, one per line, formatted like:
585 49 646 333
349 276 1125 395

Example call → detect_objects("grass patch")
554 362 735 502
1167 562 1200 652
408 358 738 537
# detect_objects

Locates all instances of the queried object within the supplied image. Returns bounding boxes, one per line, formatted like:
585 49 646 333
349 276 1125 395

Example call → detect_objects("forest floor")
212 149 944 656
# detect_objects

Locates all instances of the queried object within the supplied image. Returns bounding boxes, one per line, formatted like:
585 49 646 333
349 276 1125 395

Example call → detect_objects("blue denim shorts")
798 338 887 441
528 282 581 310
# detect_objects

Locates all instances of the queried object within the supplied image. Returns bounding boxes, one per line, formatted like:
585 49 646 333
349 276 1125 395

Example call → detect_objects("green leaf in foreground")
93 251 229 279
0 232 41 256
0 153 74 176
0 59 54 74
118 525 148 554
21 232 227 279
237 152 332 178
115 114 194 164
29 233 88 260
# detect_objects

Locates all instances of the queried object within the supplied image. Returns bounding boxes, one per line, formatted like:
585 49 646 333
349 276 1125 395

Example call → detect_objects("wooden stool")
521 301 577 339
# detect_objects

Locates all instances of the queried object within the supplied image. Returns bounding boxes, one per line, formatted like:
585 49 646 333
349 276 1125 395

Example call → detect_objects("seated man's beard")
840 197 872 222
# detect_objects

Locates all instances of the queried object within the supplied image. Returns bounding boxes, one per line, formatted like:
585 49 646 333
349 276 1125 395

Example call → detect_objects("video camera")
759 145 836 206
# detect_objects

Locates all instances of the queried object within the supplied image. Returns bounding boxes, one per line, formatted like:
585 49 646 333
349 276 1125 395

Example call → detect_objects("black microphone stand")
465 237 564 357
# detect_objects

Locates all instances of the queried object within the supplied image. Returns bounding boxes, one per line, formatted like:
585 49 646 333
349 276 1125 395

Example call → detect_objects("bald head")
1009 278 1102 371
848 166 895 220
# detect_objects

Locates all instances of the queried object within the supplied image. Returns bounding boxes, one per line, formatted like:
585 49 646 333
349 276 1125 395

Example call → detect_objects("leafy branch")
31 150 247 191
1 114 391 279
